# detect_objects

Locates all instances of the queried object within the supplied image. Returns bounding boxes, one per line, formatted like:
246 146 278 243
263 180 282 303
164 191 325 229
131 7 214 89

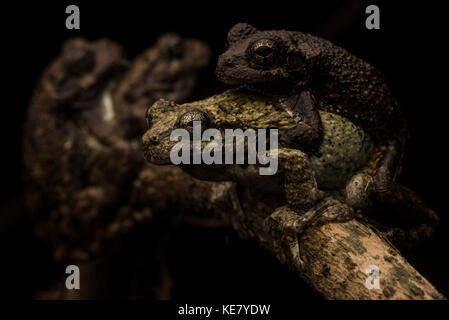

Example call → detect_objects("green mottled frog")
143 88 375 266
142 89 438 267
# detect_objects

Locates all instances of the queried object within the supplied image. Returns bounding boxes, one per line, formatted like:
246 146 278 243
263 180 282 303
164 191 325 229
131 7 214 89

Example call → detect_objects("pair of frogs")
142 23 438 266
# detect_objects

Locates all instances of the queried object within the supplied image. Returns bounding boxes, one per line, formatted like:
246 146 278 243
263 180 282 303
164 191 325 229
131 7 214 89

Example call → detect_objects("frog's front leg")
277 148 324 212
279 90 323 153
259 147 321 268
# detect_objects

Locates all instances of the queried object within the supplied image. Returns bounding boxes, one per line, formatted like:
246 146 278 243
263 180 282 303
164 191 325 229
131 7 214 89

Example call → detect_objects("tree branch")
296 218 445 299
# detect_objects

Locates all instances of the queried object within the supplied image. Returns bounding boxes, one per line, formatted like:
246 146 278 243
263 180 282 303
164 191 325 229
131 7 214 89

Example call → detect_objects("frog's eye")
178 110 210 129
249 39 279 68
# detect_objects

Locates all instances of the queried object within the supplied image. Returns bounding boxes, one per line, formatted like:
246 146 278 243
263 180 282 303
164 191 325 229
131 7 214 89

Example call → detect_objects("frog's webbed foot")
279 90 323 153
264 198 353 270
264 205 306 268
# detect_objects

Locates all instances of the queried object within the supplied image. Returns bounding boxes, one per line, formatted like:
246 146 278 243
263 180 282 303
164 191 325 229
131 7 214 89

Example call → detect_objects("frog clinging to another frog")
142 24 438 270
215 23 438 239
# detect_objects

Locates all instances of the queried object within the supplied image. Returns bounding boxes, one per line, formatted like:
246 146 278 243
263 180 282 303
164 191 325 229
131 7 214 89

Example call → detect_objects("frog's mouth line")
216 67 279 86
179 163 284 194
171 136 278 165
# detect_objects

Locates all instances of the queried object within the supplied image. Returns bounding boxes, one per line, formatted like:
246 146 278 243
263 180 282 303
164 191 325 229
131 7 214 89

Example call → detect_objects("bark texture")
298 218 446 300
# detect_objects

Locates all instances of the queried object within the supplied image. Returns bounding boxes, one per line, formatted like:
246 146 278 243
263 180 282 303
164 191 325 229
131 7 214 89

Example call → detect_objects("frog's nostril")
219 55 233 67
223 57 233 66
149 135 159 145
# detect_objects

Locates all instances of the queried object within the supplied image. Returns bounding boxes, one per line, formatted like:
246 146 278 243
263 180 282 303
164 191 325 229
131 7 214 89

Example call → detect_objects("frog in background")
23 34 211 262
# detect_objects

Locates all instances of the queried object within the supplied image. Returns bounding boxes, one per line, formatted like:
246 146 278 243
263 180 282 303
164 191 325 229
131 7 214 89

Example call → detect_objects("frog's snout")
218 54 235 68
142 127 160 146
216 54 238 84
142 130 169 165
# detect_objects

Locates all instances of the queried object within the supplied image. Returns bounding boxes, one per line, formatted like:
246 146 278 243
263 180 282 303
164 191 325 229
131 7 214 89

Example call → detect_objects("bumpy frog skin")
143 88 379 266
216 23 400 139
216 23 436 236
41 37 128 108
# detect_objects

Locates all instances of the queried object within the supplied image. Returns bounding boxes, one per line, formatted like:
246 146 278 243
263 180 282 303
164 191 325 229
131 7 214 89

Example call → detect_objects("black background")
1 0 448 299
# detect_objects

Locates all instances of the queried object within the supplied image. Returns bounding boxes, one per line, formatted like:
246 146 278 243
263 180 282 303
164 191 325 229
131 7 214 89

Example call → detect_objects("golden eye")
250 39 279 67
178 109 210 129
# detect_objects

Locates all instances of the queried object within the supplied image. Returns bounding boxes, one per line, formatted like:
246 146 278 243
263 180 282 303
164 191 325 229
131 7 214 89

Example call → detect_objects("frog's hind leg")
368 218 438 251
372 140 439 243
